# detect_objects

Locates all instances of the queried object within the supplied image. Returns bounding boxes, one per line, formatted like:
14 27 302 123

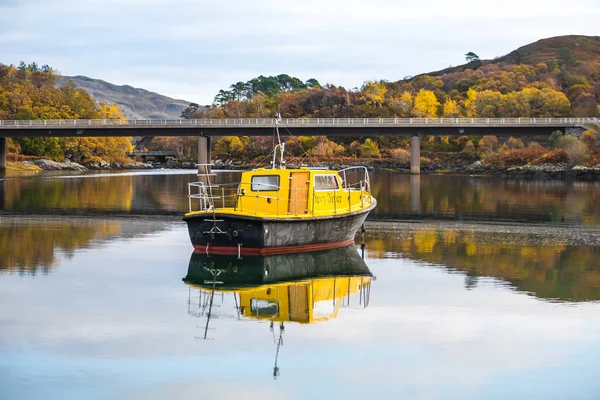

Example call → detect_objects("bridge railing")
0 117 597 127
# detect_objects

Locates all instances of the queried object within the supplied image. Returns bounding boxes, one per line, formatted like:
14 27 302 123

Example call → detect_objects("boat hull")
182 244 372 289
183 204 374 255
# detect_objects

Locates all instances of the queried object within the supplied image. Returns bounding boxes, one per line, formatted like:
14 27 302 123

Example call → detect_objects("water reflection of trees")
0 218 170 275
0 219 123 275
3 172 243 214
366 227 600 302
5 175 134 212
371 175 600 224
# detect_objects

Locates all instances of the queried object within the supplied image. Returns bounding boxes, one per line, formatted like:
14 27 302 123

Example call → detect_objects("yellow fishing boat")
183 121 376 255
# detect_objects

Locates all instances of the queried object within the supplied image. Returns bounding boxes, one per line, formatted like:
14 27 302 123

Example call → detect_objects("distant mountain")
57 75 194 120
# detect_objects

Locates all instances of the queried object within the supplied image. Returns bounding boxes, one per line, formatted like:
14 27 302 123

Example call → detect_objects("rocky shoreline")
12 158 600 181
15 159 192 171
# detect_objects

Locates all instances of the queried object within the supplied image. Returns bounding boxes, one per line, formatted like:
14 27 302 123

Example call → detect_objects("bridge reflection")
0 171 5 210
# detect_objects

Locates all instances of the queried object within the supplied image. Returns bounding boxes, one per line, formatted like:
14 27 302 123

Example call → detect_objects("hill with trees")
163 35 599 169
3 35 600 171
0 62 132 165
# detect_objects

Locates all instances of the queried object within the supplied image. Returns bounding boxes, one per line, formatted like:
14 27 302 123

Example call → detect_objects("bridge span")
0 117 597 173
0 117 595 137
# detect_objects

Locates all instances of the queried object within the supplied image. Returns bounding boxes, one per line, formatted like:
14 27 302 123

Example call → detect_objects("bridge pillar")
410 174 420 214
410 135 420 174
0 137 6 172
197 136 211 177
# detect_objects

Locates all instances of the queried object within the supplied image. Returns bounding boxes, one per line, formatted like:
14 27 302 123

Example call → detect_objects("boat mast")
272 114 286 169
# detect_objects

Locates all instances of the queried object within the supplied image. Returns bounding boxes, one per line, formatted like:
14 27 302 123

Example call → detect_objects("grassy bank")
5 161 42 173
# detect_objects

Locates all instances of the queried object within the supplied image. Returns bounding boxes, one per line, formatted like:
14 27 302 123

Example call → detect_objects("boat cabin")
187 166 373 218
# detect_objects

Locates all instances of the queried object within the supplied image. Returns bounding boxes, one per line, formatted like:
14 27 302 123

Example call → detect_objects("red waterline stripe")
193 239 356 256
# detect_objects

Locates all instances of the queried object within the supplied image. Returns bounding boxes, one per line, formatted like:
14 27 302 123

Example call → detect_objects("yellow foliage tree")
399 91 413 116
214 136 244 155
474 90 504 117
97 102 126 120
442 99 460 117
413 89 439 117
360 138 381 158
360 80 387 107
464 88 477 118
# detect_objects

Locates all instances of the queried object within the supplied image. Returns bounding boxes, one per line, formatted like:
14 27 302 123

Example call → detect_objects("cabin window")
250 299 279 316
314 175 339 191
251 175 279 191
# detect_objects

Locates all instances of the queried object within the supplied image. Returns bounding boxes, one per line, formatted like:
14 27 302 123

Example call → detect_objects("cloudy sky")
1 0 599 104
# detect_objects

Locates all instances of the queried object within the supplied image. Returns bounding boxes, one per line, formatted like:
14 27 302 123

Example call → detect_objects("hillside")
494 35 600 65
57 75 193 120
413 35 600 78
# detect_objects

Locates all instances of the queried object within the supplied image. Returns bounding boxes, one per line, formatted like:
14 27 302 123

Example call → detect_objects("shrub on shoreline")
390 148 411 163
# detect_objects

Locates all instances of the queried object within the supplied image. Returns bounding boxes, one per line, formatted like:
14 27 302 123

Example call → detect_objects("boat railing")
338 166 371 193
188 181 282 213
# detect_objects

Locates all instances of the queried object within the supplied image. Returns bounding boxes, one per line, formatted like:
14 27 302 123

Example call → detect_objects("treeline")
0 62 132 164
193 48 599 120
213 74 321 105
167 47 600 166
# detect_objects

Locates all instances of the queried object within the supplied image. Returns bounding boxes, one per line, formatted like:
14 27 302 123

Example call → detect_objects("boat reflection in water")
182 244 373 378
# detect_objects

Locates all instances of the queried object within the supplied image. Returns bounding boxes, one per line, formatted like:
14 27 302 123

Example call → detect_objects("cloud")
1 1 599 105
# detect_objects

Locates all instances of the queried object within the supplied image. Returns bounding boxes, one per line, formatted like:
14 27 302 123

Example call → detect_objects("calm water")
3 169 600 224
1 170 600 399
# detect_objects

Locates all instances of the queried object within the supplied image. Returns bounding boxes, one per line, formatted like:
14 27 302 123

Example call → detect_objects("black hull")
182 244 372 289
183 205 374 254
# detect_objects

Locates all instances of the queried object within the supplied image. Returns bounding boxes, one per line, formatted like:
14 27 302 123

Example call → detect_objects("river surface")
1 170 600 399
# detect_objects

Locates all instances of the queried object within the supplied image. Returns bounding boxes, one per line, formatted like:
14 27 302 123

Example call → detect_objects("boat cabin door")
288 172 309 214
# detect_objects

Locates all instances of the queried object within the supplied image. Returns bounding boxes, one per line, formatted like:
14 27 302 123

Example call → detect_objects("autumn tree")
473 90 503 117
463 88 478 117
97 102 126 120
442 99 460 117
397 91 413 117
413 89 439 117
214 136 245 156
360 80 387 107
0 62 132 163
360 139 381 158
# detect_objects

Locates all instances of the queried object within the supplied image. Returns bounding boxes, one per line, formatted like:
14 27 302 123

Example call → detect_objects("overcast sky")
1 0 599 104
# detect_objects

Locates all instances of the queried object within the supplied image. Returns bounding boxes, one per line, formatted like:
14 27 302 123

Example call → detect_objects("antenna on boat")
271 321 284 379
272 113 286 169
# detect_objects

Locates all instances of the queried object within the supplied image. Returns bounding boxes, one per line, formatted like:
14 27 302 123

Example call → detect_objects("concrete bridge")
0 117 597 173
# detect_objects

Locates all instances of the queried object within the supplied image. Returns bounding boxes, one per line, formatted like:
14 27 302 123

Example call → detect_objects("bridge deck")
0 117 595 129
0 117 596 138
